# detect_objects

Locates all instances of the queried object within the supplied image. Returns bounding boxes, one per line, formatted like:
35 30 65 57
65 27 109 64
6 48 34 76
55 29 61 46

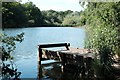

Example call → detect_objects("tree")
83 2 120 79
23 2 43 27
2 2 44 28
0 33 24 79
41 10 62 26
2 2 28 28
62 12 82 26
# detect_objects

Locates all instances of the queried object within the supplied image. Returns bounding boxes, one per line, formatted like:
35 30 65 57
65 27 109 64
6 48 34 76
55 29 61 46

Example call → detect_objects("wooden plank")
59 47 95 59
38 43 70 64
38 43 70 50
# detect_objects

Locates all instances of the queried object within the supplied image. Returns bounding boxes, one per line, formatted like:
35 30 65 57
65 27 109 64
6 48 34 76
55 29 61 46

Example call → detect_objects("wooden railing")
37 43 70 79
38 43 70 63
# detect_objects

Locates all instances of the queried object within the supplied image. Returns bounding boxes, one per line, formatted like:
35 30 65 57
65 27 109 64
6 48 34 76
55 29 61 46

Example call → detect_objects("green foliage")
2 2 44 28
0 33 24 79
85 2 120 55
62 12 82 26
2 1 83 28
2 2 84 27
23 2 43 27
41 10 76 26
41 10 61 25
82 2 120 78
2 2 28 28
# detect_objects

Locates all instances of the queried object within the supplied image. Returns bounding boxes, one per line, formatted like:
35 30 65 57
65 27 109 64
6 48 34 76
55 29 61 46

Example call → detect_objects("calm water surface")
3 27 86 78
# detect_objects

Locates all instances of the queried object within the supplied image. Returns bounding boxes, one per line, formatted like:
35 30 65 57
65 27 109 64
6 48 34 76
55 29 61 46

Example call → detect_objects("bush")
0 33 24 79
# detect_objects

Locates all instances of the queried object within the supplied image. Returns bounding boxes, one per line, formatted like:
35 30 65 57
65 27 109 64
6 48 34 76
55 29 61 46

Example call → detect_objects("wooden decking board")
42 47 95 60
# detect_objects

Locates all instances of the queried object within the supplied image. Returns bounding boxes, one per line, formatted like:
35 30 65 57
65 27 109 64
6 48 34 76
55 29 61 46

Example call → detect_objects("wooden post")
66 43 70 50
38 46 43 79
38 47 42 64
60 53 66 72
38 62 42 79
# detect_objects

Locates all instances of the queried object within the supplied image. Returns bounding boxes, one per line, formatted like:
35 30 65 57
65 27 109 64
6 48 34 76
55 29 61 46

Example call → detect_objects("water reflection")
40 63 83 80
38 59 94 80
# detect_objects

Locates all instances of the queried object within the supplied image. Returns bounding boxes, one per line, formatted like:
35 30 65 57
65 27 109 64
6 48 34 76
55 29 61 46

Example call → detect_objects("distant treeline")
2 2 85 28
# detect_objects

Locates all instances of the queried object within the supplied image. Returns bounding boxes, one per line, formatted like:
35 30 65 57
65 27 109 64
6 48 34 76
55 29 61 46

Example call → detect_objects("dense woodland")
2 2 83 28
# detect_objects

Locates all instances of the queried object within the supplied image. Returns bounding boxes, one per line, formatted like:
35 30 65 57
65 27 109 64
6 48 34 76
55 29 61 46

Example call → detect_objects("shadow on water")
40 62 78 80
37 61 120 80
39 61 94 80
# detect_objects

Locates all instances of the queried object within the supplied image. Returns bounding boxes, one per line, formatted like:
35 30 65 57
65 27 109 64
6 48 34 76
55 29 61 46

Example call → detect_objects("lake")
3 27 86 79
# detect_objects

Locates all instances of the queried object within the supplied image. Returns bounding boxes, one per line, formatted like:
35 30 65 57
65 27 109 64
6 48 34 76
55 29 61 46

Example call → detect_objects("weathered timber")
37 43 95 79
38 43 70 50
38 47 42 64
37 43 70 79
38 43 70 62
59 48 95 58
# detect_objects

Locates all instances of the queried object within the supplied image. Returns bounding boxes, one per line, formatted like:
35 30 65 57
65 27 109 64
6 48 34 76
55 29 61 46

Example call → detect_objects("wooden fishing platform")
37 43 120 79
37 43 95 79
38 43 94 63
